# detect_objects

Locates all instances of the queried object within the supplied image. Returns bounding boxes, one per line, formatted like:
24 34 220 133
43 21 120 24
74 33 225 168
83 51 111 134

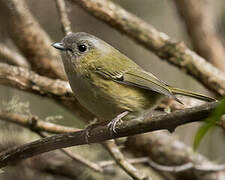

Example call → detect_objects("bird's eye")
78 44 87 52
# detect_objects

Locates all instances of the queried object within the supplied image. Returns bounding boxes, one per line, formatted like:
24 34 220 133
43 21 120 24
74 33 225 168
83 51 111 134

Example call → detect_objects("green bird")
52 32 215 132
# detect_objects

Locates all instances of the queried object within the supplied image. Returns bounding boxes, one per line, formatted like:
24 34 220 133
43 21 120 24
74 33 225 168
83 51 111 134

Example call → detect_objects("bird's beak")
52 42 66 51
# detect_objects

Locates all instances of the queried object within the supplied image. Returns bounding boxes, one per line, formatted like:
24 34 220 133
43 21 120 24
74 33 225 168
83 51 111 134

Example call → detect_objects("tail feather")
170 87 216 102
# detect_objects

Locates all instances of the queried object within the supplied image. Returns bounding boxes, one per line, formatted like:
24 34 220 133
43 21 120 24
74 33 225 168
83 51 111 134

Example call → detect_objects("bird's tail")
170 87 216 102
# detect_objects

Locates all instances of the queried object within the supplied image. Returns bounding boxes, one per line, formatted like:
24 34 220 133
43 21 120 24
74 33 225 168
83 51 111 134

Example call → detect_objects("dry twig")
103 140 149 180
148 158 225 173
59 147 104 173
0 111 78 134
99 157 149 168
55 0 72 35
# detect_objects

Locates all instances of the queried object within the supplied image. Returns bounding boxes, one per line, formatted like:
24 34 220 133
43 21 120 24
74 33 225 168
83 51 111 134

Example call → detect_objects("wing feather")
95 67 182 103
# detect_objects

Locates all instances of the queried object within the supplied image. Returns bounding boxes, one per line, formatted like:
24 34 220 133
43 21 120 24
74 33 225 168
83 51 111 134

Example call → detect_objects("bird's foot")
107 111 129 135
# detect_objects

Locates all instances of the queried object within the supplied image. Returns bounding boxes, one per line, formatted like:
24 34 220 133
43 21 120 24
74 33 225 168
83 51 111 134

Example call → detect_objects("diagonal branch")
1 0 66 79
70 0 225 96
103 140 149 180
38 131 104 173
173 0 225 71
0 43 30 68
0 101 219 168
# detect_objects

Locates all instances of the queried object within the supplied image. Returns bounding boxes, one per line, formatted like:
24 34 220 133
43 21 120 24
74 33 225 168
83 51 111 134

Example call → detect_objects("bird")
52 32 215 133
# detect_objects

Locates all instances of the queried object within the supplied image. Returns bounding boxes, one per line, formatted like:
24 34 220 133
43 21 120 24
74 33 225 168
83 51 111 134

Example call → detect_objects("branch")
0 63 71 97
1 0 66 79
0 43 30 68
0 111 78 134
0 112 106 174
0 111 148 175
0 101 219 168
0 139 101 179
173 0 225 71
1 103 224 179
70 0 225 96
54 0 72 35
103 140 148 180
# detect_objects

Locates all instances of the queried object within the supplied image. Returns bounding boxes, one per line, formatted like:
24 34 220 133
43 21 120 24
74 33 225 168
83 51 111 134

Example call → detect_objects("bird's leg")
107 111 129 135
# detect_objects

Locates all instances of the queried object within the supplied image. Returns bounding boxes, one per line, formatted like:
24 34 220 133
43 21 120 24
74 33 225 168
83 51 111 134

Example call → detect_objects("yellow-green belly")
69 72 163 122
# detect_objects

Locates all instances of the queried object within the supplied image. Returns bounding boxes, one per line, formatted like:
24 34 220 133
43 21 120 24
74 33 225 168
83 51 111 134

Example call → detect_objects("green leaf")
193 98 225 150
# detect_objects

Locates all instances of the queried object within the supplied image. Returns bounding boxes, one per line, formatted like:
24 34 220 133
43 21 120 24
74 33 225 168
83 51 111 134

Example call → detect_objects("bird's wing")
95 67 182 103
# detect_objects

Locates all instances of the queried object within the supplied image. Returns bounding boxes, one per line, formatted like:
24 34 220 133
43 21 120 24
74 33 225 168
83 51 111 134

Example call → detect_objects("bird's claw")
107 111 129 135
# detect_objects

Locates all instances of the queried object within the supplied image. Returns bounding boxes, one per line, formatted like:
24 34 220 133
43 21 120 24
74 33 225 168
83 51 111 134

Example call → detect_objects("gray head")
52 32 110 59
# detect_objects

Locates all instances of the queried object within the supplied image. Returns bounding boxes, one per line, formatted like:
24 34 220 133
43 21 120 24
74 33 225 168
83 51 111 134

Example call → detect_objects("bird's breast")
68 70 162 122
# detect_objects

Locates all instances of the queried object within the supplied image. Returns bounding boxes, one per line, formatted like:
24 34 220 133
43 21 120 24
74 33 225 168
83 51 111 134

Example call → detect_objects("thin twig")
59 148 104 173
55 0 72 35
69 0 225 96
103 140 149 180
38 131 103 173
0 101 219 168
99 157 149 168
148 159 225 173
149 161 193 173
0 43 30 68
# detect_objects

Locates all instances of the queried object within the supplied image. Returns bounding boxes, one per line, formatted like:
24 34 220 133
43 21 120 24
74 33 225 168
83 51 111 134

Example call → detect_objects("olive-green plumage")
53 32 215 122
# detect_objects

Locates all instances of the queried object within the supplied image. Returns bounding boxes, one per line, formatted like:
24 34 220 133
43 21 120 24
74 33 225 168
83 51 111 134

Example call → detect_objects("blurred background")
0 0 225 179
